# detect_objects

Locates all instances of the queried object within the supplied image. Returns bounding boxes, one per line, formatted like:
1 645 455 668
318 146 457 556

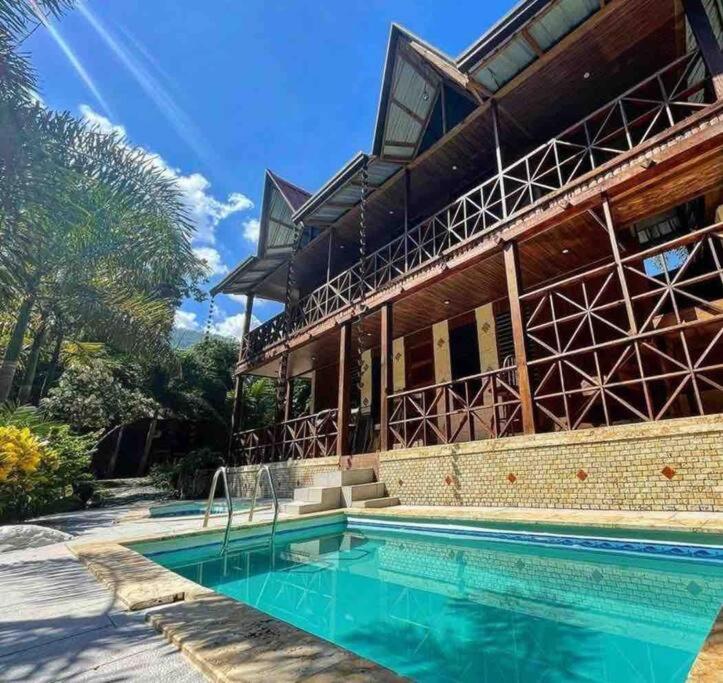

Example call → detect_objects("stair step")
350 496 400 509
341 482 386 506
282 500 338 516
293 486 341 506
314 468 375 487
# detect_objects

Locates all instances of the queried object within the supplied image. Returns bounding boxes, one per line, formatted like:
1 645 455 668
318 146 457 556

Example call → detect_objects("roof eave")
456 0 554 72
292 151 369 224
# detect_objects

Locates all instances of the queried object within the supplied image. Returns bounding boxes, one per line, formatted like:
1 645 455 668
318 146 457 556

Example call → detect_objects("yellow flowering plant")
0 426 49 483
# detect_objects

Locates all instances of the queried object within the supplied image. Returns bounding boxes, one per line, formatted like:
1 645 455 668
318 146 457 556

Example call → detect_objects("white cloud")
174 309 200 331
242 218 261 244
80 104 126 137
79 104 253 245
193 246 228 277
212 312 261 339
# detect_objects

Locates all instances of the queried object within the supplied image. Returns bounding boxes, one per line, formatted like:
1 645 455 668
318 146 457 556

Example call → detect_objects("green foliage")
143 337 238 426
149 447 224 499
242 377 277 429
41 356 157 432
0 404 95 521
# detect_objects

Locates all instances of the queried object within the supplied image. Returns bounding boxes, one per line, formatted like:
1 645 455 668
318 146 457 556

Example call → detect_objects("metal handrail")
248 464 279 545
202 466 234 553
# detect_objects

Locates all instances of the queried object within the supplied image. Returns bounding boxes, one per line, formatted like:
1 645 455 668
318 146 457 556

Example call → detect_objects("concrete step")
341 482 386 506
293 486 341 506
350 496 400 509
282 500 336 516
314 468 375 487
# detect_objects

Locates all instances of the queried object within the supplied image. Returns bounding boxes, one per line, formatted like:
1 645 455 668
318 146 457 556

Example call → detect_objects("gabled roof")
210 170 309 300
372 24 478 161
258 170 311 257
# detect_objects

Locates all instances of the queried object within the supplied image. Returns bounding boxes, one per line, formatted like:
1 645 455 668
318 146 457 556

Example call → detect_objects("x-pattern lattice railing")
241 51 712 363
236 409 339 464
387 367 522 449
521 223 723 431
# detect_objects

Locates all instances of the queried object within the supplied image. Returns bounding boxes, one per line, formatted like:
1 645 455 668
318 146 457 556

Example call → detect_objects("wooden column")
491 100 507 218
283 377 294 422
337 322 352 456
239 293 255 359
503 241 535 434
602 198 654 419
602 198 637 334
683 0 723 99
228 374 244 458
380 302 393 452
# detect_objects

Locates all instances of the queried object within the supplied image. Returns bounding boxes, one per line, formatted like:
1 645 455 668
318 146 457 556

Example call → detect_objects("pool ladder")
202 465 279 554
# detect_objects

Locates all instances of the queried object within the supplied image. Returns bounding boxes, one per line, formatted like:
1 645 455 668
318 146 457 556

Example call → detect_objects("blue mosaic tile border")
346 518 723 564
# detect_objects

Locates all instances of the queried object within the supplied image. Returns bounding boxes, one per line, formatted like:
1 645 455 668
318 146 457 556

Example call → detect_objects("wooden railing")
521 222 723 431
387 367 523 449
242 51 712 363
236 409 339 464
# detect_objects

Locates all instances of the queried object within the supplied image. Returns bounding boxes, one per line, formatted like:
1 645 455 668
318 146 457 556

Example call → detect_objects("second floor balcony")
241 47 718 366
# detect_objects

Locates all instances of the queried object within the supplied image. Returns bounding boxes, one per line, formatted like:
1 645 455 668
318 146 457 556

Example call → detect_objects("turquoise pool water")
143 520 723 682
148 498 254 518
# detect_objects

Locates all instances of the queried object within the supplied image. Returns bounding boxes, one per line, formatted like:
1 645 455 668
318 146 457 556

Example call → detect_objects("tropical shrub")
0 406 95 521
149 447 224 499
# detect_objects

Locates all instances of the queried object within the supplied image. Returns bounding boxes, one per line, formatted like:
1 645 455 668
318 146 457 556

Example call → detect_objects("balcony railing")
521 221 723 431
387 366 523 449
236 408 339 464
243 50 712 363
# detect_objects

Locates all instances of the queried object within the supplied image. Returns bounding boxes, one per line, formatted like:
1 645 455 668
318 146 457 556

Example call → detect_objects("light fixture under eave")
583 72 590 79
389 210 394 215
562 248 570 254
452 165 458 171
443 299 451 305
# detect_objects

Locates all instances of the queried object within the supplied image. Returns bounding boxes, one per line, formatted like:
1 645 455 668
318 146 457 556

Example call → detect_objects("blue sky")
28 0 513 338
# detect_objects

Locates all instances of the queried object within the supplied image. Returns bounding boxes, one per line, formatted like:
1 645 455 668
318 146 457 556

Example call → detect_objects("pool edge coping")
67 507 723 682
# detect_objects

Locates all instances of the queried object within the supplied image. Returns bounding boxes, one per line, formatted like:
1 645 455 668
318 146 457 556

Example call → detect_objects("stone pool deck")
3 501 722 681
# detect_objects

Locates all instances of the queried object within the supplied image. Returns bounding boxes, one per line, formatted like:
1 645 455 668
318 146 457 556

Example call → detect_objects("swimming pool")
138 516 723 681
148 498 259 518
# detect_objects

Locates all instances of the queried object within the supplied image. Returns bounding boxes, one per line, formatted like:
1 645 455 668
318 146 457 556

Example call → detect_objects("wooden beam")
390 96 427 124
337 321 352 456
683 0 723 99
503 241 535 434
380 303 393 452
521 27 545 57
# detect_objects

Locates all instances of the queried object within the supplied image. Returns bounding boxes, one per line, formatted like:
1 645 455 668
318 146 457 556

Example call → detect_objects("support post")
491 100 507 218
683 0 723 99
503 241 535 434
228 375 244 459
337 322 352 456
380 302 393 452
284 376 294 422
602 199 637 334
239 293 255 359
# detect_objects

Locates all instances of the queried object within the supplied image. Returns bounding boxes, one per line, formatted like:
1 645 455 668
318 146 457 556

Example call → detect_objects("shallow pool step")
350 496 400 509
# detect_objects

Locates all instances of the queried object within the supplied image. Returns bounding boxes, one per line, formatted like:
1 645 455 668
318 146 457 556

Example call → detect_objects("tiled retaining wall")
222 456 339 499
379 415 723 512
